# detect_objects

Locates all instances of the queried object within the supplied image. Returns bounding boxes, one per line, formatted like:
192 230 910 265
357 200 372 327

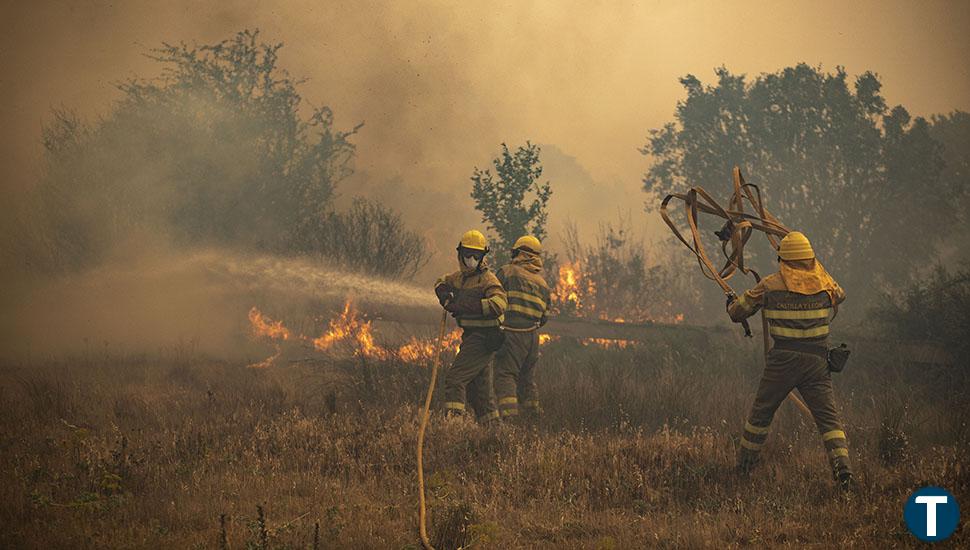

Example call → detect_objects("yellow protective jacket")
435 260 507 329
496 250 551 331
728 259 846 345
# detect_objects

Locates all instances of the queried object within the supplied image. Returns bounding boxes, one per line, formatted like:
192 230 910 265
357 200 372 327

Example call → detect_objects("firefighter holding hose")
434 230 507 425
494 235 551 423
727 231 853 489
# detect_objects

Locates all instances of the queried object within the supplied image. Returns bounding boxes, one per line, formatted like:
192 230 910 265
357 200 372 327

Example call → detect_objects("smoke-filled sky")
1 0 968 357
2 0 969 236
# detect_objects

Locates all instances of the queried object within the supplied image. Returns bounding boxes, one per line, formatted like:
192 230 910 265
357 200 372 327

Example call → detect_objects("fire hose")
416 309 448 550
660 166 811 417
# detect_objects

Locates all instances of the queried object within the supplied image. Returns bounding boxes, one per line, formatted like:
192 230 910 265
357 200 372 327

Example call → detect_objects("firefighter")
493 236 551 422
434 230 507 424
727 231 853 488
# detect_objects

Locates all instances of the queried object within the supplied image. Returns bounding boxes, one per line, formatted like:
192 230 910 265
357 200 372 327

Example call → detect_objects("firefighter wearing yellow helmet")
434 230 508 424
493 235 551 421
727 231 853 488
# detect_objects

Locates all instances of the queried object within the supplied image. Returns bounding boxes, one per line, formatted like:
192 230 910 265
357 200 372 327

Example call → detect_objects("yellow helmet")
513 235 542 254
778 231 815 261
458 230 489 252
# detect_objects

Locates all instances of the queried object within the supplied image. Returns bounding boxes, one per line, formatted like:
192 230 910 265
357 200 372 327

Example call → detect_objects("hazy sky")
3 0 968 215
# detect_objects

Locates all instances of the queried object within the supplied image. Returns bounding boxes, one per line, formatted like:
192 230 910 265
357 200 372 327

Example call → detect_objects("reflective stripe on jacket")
497 251 551 331
435 265 507 329
728 267 846 346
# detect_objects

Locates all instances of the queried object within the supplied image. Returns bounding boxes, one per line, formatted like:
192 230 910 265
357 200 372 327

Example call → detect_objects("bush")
301 198 430 279
554 218 698 323
871 265 970 358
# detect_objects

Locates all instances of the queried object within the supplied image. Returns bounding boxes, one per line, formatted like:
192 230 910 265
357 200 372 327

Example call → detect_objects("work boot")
736 448 759 476
521 405 542 430
444 408 465 419
478 411 501 428
442 408 471 427
836 471 855 492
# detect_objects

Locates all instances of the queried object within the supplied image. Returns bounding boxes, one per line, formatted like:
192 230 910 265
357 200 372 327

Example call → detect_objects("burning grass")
247 300 461 368
552 223 691 325
0 336 967 548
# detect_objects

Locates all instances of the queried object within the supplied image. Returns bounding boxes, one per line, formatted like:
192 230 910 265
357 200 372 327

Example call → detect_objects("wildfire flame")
249 348 283 369
311 300 382 356
310 300 461 360
552 260 685 325
554 262 585 314
582 337 632 349
247 300 462 367
397 330 462 362
247 285 681 366
248 307 291 341
246 307 291 368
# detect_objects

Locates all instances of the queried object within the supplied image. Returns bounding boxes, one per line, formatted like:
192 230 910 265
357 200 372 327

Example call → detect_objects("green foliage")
642 64 960 305
14 29 428 279
469 142 552 265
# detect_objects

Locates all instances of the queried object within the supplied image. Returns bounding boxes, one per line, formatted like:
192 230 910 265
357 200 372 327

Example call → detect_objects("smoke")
6 1 968 198
8 2 965 257
0 248 439 361
2 1 969 356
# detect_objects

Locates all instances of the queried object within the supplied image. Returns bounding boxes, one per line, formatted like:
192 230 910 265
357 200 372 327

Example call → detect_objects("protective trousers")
739 349 851 479
442 328 503 423
493 330 540 418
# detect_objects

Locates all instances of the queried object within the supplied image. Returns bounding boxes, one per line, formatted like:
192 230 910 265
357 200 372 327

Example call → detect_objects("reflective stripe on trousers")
739 348 851 477
442 328 503 420
498 396 519 416
494 330 540 414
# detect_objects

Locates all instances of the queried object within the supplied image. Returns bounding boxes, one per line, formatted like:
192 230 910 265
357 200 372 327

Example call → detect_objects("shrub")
871 264 970 358
301 198 430 278
554 218 698 323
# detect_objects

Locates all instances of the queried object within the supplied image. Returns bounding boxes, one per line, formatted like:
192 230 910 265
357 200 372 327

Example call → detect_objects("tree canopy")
16 30 427 278
642 64 963 303
470 142 553 266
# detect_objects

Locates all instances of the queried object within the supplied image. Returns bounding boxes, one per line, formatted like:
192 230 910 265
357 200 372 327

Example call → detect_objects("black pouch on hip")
827 343 850 373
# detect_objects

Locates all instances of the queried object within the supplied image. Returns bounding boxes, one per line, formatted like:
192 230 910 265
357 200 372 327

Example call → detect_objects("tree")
642 64 952 308
469 142 552 266
928 111 970 263
12 29 428 278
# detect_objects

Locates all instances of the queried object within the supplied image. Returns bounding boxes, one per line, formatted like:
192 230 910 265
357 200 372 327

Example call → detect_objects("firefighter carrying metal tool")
494 235 551 422
434 230 508 424
727 231 853 488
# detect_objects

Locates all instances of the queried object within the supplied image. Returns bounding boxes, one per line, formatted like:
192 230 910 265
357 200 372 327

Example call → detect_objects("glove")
435 284 455 307
446 288 485 315
714 220 734 242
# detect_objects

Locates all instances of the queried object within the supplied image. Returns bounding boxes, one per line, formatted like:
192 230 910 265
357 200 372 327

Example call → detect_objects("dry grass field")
0 335 966 548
